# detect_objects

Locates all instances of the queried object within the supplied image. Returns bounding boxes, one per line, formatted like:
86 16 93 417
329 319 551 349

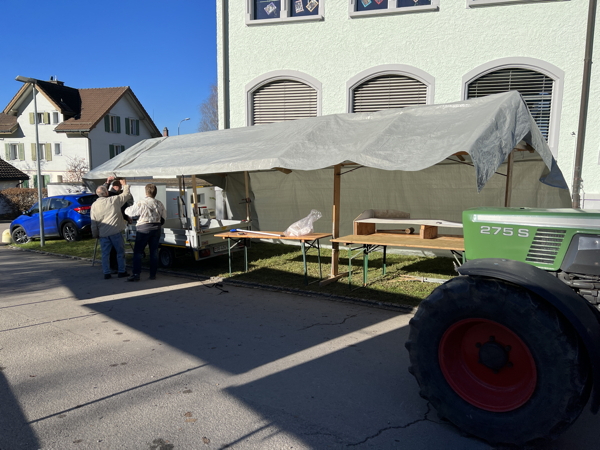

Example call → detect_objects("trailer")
125 175 251 268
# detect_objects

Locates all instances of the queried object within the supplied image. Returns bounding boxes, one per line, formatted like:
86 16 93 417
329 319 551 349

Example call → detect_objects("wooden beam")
504 150 514 207
244 171 251 221
331 164 341 277
191 174 199 231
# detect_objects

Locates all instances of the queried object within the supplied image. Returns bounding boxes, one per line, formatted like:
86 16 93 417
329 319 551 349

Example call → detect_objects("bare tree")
63 156 88 183
198 82 218 132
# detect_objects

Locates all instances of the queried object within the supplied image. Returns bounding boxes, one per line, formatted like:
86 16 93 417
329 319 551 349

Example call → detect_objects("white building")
217 0 600 209
0 77 161 188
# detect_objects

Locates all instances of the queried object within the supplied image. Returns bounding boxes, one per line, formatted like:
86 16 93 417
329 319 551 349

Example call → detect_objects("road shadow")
0 370 40 449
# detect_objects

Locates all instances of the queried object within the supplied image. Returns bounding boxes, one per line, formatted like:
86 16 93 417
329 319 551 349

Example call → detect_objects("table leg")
363 245 369 286
348 247 352 287
302 241 308 285
317 240 322 280
244 239 248 272
227 238 232 276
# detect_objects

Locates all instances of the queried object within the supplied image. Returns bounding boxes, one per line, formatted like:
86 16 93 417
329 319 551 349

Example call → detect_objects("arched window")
467 68 554 141
351 74 428 113
250 79 318 125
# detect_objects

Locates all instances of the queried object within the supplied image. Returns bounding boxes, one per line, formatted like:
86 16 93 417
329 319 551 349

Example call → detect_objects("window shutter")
252 80 317 125
29 113 35 124
352 75 428 113
33 175 37 188
467 68 554 141
116 116 121 133
109 145 115 159
4 143 9 160
23 180 29 188
43 112 50 124
31 143 37 160
45 143 52 161
125 118 130 135
136 120 140 135
44 175 50 187
18 143 25 161
104 115 110 132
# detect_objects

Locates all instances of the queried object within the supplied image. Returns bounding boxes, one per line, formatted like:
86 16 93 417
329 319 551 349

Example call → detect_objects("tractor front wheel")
406 275 591 446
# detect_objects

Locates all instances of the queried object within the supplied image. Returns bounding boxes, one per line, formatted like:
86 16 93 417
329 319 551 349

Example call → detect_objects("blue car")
11 193 98 244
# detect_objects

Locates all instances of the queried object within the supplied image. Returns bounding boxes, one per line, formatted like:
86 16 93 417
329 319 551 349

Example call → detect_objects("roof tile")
0 113 18 134
0 159 29 181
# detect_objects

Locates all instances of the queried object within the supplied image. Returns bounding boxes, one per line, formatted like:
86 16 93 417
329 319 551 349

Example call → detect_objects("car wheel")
62 222 81 242
11 226 30 244
405 275 591 446
159 246 175 268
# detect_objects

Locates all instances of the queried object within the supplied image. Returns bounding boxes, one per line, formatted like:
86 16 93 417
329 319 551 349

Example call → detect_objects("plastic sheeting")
84 91 567 192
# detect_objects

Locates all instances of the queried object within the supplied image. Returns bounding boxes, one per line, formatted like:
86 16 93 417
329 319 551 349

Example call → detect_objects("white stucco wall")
89 95 157 168
218 0 600 199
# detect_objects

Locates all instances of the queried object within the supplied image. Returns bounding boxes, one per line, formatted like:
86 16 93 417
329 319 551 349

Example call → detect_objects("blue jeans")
100 233 125 275
132 227 161 278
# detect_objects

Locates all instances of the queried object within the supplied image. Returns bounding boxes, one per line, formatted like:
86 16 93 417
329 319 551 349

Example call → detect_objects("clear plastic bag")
284 209 322 237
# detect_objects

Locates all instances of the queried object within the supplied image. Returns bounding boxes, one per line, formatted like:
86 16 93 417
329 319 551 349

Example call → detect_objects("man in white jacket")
91 178 132 279
124 183 166 281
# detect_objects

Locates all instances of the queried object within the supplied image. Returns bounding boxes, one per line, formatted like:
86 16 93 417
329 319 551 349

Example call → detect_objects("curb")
6 245 416 314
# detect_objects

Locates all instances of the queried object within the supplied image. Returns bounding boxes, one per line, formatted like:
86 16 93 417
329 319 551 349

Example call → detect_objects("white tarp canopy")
84 91 567 192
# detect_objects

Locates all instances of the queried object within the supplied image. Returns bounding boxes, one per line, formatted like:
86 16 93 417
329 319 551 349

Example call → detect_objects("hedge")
0 188 47 219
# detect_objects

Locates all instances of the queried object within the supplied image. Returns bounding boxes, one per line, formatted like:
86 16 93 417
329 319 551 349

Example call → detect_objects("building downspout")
572 0 597 208
84 132 92 172
221 0 230 130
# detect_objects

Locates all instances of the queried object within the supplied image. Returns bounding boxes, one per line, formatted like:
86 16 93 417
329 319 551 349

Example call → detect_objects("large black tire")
11 226 30 244
62 222 81 242
159 246 175 268
405 275 591 446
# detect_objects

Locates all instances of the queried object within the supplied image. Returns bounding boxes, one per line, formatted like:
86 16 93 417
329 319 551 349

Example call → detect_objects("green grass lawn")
13 237 457 308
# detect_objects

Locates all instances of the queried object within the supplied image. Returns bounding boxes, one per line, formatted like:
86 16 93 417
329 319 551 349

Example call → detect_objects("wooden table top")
215 231 332 242
331 232 465 251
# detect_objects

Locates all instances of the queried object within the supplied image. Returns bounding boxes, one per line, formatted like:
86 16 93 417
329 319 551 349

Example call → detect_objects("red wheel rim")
439 318 537 412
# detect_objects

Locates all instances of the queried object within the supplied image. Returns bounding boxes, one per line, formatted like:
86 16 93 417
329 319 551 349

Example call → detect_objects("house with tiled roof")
1 77 161 188
0 158 28 190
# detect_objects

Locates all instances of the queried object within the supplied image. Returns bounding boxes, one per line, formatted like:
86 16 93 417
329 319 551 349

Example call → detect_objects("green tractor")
406 207 600 445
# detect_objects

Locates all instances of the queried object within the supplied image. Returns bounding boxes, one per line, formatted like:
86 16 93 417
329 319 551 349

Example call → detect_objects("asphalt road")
0 235 598 449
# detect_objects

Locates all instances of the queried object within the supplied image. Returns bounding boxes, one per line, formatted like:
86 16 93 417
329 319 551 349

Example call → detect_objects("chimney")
163 127 169 137
49 76 64 86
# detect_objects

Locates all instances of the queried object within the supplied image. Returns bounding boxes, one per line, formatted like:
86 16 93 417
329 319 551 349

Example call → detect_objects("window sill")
349 5 438 17
467 0 569 7
246 14 324 25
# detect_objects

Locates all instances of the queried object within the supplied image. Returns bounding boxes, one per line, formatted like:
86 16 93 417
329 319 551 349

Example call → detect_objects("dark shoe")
110 269 118 274
117 272 130 278
104 274 112 280
127 275 140 282
149 275 156 280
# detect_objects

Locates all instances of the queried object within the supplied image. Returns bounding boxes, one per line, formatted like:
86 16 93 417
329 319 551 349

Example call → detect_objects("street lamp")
178 117 190 135
16 75 44 246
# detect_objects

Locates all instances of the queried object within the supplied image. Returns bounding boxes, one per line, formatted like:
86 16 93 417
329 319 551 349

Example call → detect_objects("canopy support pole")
504 150 514 207
191 175 199 231
331 164 341 277
321 164 349 286
244 171 251 222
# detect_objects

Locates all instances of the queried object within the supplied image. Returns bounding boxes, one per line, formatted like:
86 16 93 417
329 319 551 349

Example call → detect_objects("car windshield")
77 195 98 206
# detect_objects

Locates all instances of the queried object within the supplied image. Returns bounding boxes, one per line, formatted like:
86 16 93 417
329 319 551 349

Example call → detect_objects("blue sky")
1 0 217 136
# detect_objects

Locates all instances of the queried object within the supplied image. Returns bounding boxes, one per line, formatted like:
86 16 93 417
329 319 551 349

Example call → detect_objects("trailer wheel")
159 247 175 268
405 275 591 446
